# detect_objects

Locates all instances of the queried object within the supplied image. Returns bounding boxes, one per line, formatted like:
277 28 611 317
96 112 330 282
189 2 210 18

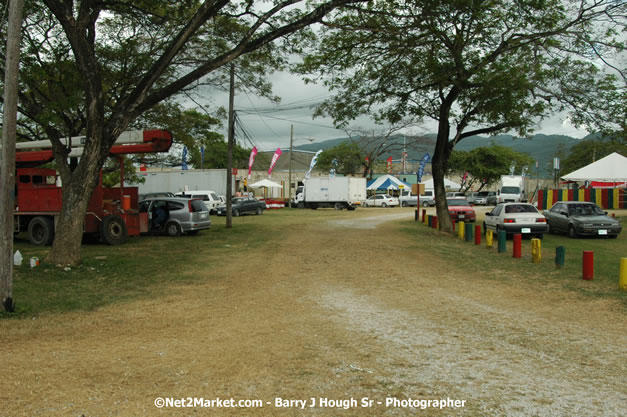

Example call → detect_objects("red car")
447 198 476 222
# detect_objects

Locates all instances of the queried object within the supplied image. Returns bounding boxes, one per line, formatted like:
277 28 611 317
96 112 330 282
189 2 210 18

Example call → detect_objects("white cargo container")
135 169 235 196
295 177 366 210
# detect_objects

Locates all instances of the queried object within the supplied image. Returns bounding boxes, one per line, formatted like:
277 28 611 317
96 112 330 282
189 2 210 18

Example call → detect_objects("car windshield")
501 186 520 194
447 199 470 206
568 204 604 216
231 198 245 204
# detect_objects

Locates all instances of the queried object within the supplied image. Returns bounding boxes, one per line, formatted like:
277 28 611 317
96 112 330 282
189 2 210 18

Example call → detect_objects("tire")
28 216 55 246
100 215 128 245
256 207 262 215
402 201 408 207
546 223 552 234
482 222 487 235
233 209 240 217
382 202 388 208
297 202 304 209
422 201 429 207
165 221 182 237
568 225 578 238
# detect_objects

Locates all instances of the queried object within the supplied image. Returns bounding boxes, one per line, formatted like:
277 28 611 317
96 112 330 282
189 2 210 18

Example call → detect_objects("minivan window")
167 201 185 211
190 200 207 212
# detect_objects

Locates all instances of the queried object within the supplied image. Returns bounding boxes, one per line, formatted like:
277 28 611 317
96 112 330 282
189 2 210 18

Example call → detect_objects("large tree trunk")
45 134 107 266
432 104 454 233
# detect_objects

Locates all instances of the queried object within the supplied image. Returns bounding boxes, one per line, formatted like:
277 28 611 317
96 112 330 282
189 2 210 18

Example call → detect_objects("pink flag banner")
247 146 258 179
268 148 283 178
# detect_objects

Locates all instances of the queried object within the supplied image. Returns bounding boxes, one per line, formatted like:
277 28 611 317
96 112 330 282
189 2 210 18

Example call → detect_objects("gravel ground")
2 210 625 416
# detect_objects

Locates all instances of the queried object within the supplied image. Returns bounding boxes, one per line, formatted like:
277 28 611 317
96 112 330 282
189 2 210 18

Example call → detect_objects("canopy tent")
367 174 411 191
420 178 462 190
561 152 627 188
249 179 283 189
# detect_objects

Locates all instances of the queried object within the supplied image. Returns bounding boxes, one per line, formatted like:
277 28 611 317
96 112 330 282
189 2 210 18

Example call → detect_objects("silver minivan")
139 197 211 236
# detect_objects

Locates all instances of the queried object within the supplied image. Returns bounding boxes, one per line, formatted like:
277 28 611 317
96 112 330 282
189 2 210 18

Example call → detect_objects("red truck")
13 129 172 245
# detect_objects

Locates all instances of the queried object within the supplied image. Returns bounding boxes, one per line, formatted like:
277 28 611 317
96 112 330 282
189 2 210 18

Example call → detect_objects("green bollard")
497 230 507 253
427 215 432 228
555 246 565 268
465 222 473 242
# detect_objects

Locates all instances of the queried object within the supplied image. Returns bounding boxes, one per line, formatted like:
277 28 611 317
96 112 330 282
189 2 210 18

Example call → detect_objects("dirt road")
3 210 625 416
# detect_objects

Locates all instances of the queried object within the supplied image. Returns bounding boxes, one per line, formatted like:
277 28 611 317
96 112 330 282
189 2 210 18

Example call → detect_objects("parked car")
447 198 476 222
216 197 266 216
420 190 436 207
486 192 498 205
138 191 174 200
363 194 400 207
543 201 622 238
138 197 211 236
175 190 221 214
484 202 547 238
467 191 495 206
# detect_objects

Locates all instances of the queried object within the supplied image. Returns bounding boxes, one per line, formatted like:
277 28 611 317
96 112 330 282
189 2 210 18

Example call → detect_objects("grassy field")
5 208 626 317
402 211 627 307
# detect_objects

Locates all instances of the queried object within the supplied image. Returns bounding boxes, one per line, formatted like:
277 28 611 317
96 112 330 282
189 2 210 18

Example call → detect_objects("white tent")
250 179 283 189
561 152 627 186
420 178 462 190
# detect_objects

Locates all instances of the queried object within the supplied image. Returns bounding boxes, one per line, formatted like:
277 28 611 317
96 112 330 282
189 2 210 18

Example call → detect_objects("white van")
175 190 221 213
420 190 436 207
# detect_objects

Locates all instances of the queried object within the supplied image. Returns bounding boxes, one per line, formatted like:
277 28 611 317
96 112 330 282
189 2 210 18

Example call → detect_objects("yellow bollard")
486 229 493 248
423 212 428 225
531 238 542 263
458 221 465 240
619 258 627 291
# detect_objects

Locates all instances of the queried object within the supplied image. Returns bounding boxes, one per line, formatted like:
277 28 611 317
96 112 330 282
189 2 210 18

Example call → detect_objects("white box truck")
295 177 367 210
497 175 526 203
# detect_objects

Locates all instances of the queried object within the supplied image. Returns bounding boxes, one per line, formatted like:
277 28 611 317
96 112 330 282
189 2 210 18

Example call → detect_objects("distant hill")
295 133 582 175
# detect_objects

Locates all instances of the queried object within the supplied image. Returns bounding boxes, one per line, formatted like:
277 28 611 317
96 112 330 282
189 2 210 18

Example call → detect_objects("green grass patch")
4 214 281 318
402 215 627 307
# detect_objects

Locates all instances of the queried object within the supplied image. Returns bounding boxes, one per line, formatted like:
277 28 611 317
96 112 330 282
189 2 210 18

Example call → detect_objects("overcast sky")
210 69 590 153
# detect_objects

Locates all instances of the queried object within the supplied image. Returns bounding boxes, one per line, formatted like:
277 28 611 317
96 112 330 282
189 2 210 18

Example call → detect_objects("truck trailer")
295 177 366 210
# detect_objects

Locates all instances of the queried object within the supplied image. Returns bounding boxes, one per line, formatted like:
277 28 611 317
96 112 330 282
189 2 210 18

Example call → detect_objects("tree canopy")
298 0 626 231
0 0 368 265
561 137 627 174
447 145 534 191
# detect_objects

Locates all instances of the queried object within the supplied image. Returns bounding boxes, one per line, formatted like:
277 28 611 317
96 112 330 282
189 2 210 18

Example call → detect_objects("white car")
363 194 399 207
483 203 548 239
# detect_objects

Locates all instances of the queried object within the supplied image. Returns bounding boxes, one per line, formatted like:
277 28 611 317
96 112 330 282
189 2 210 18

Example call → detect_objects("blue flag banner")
305 150 323 180
417 153 430 183
182 146 188 170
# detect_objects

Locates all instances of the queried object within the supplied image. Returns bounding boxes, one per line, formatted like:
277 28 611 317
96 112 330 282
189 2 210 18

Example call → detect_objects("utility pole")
226 63 235 228
1 0 25 313
288 125 293 207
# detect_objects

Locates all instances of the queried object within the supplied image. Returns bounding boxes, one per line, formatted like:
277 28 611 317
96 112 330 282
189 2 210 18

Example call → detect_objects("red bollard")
432 216 438 229
475 225 481 245
583 251 594 280
513 233 522 258
452 220 456 232
422 209 426 222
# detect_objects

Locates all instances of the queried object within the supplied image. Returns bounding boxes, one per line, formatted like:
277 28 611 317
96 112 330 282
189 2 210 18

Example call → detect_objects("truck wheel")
100 215 128 245
422 201 429 207
28 216 55 246
297 202 304 209
166 221 182 237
